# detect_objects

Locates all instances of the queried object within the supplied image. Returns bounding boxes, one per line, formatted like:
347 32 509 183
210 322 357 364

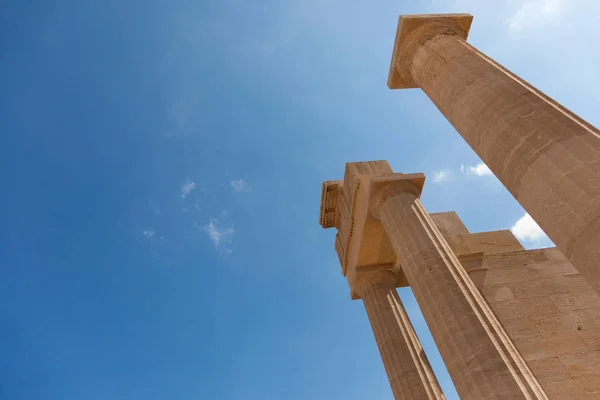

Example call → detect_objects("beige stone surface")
319 162 445 399
387 13 473 89
320 161 551 399
466 231 600 398
321 160 600 399
389 13 600 295
528 357 571 384
429 211 469 237
578 328 600 351
376 192 545 399
356 271 444 399
444 230 524 257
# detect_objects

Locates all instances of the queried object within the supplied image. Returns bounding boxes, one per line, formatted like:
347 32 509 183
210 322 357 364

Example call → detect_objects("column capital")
388 13 472 89
368 173 425 220
353 270 397 298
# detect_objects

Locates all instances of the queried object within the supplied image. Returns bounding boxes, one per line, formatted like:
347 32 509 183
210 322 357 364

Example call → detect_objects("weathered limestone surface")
471 250 600 399
389 13 600 294
356 271 444 399
375 189 546 399
434 213 600 399
320 161 550 399
319 162 446 399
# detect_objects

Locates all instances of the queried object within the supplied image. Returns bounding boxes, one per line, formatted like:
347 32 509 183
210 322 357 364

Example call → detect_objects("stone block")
464 230 524 254
560 350 600 378
531 310 599 335
483 249 550 269
543 247 567 261
429 211 469 237
578 327 600 351
572 374 600 398
528 357 570 384
490 296 559 319
541 380 583 400
514 331 588 361
507 275 590 299
550 290 600 312
481 285 514 302
528 260 578 277
479 266 537 286
501 317 540 340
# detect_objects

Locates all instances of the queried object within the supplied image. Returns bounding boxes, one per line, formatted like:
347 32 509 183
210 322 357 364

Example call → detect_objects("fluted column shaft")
377 192 547 400
407 32 600 293
357 271 445 400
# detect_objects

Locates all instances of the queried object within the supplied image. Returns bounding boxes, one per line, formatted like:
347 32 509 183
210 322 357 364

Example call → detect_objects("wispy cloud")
432 170 450 183
462 163 494 177
510 212 549 244
432 162 494 184
230 179 247 192
142 229 156 238
507 0 564 32
204 219 235 249
180 179 197 199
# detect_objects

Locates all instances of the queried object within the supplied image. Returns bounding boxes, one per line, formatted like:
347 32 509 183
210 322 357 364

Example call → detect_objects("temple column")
388 14 600 293
370 179 547 399
355 270 445 400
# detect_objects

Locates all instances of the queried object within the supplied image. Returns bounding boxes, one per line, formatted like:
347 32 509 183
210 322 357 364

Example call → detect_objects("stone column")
370 182 547 399
355 270 445 400
388 14 600 293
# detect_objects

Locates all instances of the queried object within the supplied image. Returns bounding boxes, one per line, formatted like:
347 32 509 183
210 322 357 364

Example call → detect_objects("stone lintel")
445 230 525 256
430 211 470 237
457 252 485 272
387 13 473 89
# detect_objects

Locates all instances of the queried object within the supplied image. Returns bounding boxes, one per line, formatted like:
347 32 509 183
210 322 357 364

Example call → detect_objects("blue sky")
1 0 599 399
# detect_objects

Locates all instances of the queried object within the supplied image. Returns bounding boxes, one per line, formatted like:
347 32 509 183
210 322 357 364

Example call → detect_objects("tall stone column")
370 179 547 400
388 14 600 293
356 270 445 400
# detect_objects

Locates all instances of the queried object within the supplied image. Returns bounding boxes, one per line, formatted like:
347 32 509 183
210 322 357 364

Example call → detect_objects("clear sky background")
1 0 600 399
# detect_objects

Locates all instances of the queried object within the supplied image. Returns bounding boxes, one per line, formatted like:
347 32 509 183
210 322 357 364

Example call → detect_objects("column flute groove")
358 271 445 400
387 289 446 399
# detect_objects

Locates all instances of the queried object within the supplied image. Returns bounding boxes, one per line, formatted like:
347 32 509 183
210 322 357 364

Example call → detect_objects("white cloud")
180 180 197 199
465 163 493 177
511 213 547 242
230 179 247 192
507 0 564 32
431 163 494 183
432 170 450 183
204 219 235 247
142 229 156 238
